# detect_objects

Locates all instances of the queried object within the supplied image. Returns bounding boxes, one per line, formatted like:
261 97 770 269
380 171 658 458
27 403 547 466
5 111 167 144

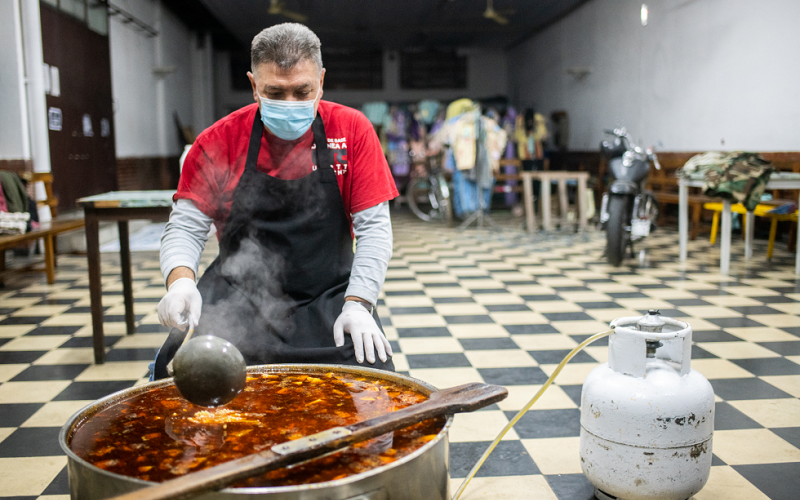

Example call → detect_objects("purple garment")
502 107 518 160
501 107 519 205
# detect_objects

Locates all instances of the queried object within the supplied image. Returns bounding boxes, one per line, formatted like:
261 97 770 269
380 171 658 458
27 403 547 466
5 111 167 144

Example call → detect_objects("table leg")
721 199 732 275
796 190 800 275
118 221 136 336
577 177 588 231
541 175 552 231
522 174 536 234
745 210 755 260
679 182 688 262
85 210 105 364
43 234 55 284
557 179 568 228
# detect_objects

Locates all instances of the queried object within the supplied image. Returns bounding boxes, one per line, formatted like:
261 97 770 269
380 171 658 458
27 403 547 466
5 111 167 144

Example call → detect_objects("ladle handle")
109 382 507 500
166 323 194 377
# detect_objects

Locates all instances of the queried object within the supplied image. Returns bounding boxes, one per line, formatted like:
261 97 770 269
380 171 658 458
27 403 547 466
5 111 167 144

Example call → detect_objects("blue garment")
452 169 493 218
417 100 441 125
361 102 389 127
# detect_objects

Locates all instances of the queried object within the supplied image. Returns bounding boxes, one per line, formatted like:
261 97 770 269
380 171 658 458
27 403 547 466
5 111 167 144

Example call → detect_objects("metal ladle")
167 324 247 407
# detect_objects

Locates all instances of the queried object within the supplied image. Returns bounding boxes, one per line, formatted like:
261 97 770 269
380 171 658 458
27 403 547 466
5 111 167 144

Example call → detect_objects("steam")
197 235 295 363
189 142 341 362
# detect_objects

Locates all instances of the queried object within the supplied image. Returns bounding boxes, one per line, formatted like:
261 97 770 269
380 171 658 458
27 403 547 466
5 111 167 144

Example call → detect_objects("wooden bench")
644 153 713 240
0 172 85 284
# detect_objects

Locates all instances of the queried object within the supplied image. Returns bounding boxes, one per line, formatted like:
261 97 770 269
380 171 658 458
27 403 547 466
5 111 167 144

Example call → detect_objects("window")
59 0 86 21
400 49 467 90
321 49 383 90
87 0 108 35
41 0 108 35
230 51 253 92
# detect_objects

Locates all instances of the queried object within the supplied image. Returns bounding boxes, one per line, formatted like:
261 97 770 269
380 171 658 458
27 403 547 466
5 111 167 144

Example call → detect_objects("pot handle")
345 488 388 500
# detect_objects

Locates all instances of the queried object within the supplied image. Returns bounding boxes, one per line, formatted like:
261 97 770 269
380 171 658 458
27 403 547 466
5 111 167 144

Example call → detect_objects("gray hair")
251 23 323 74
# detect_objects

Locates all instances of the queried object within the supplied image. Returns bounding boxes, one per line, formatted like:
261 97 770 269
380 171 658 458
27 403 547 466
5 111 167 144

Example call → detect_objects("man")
152 23 397 379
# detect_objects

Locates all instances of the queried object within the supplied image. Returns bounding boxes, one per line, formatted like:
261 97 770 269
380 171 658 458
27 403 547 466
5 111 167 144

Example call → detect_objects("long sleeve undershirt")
160 199 392 306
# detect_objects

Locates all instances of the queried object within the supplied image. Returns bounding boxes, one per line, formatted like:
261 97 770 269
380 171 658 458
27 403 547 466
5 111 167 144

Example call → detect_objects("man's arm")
345 201 392 307
160 199 214 287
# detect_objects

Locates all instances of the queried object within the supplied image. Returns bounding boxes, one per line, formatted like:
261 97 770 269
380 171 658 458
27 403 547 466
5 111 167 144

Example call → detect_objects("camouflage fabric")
689 152 774 211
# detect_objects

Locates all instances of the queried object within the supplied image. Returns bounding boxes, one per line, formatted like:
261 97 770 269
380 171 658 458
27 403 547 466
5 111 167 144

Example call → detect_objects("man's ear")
247 71 259 103
319 68 326 97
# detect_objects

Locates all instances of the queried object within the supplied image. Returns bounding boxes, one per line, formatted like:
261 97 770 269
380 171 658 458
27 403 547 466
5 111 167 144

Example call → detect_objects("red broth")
69 372 445 487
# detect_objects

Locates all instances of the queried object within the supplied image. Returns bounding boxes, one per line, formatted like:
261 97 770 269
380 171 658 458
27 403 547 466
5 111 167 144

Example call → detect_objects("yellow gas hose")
453 328 614 500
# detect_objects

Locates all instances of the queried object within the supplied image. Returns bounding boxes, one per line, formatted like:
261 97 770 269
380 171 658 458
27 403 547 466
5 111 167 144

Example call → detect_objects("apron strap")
311 114 335 175
244 110 264 172
246 109 335 179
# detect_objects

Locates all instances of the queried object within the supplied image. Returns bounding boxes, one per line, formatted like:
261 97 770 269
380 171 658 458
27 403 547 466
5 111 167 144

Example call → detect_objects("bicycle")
406 153 452 224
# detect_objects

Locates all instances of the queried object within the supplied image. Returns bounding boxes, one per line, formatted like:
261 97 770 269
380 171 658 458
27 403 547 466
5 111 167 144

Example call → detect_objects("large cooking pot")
60 364 452 500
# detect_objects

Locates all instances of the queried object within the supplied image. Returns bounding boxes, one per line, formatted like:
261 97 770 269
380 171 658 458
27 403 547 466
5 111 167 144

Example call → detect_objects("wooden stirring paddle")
110 382 507 500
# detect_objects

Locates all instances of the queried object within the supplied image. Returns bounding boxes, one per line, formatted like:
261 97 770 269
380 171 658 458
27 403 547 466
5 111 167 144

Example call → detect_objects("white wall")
508 0 800 152
0 0 29 160
215 48 509 117
110 0 213 158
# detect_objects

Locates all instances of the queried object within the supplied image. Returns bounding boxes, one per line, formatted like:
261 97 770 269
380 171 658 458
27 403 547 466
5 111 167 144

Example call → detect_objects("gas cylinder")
580 311 715 500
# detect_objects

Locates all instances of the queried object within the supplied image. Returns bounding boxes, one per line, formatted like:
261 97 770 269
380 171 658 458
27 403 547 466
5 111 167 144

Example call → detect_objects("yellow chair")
705 202 798 259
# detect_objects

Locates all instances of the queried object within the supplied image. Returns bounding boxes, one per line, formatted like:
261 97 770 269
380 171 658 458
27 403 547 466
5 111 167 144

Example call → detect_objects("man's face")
248 59 325 115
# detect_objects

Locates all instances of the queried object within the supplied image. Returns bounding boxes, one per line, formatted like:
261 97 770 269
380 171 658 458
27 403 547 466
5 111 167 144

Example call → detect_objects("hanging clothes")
452 169 492 217
502 107 517 160
446 98 476 120
448 111 480 171
385 108 410 179
408 115 426 166
531 113 548 159
417 100 441 125
501 107 519 206
515 115 530 160
483 116 508 173
361 101 389 127
436 110 507 218
0 171 30 214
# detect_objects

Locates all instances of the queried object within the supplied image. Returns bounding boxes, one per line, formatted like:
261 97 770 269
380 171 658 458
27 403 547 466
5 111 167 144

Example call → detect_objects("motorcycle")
599 128 661 266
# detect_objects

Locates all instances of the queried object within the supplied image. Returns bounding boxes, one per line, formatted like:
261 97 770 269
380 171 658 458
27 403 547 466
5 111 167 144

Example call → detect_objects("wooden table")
521 171 590 233
77 191 175 363
679 175 800 275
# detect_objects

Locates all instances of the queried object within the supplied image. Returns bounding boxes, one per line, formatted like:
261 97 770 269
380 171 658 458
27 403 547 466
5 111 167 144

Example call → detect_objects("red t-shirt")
176 101 398 237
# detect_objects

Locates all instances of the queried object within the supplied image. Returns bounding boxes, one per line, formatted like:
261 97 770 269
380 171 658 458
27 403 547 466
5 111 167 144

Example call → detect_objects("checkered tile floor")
1 212 799 500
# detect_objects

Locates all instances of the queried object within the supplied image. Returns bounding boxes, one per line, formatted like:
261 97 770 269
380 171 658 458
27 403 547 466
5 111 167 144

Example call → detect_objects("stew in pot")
69 371 445 487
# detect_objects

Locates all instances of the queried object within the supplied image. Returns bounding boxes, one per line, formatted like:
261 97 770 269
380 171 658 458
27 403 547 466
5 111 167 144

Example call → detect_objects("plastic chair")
705 202 798 259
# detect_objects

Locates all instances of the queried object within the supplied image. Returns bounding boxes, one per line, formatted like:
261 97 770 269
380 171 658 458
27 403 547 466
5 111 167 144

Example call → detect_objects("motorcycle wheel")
606 195 630 267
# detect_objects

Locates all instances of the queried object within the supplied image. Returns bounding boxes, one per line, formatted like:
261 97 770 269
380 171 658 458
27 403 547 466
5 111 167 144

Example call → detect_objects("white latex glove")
157 277 202 331
333 301 393 364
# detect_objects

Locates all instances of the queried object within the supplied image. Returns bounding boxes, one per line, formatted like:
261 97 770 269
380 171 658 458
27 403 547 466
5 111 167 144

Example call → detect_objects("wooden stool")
521 171 590 233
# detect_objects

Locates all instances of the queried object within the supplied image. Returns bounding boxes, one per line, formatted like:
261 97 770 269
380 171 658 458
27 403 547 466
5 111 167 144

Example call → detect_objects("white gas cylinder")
580 311 715 500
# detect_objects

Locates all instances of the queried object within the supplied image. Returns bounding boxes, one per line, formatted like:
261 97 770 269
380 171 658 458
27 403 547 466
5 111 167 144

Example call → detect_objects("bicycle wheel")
407 177 444 222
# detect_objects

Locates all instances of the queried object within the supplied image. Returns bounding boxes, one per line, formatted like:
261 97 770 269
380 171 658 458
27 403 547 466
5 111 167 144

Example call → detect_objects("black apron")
154 111 393 380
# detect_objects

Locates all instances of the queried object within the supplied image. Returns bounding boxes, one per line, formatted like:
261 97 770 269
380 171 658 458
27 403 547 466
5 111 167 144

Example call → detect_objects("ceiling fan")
483 0 514 25
268 0 308 23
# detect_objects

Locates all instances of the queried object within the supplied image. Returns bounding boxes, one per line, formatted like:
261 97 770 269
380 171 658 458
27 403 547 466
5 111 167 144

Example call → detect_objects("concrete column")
19 0 50 220
191 31 214 134
154 0 168 157
11 0 31 160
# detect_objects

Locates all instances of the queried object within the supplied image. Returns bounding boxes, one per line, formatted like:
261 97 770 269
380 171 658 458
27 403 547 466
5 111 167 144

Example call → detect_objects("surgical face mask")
257 87 320 141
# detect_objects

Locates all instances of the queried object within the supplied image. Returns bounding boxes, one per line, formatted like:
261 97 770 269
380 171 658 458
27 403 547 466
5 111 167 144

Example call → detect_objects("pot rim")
59 363 453 494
